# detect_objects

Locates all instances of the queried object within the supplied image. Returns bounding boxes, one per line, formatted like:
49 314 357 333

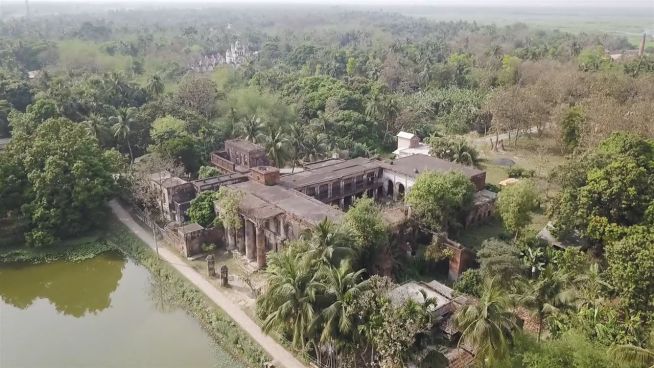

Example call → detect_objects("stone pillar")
220 265 229 287
256 224 266 269
245 220 256 261
226 226 235 250
236 217 245 253
339 198 345 209
206 255 216 277
279 217 286 239
328 183 332 198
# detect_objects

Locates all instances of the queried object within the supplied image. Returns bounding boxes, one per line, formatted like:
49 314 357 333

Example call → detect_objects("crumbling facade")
153 132 495 276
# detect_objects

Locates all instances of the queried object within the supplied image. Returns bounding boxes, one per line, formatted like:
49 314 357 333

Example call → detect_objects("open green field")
394 6 653 46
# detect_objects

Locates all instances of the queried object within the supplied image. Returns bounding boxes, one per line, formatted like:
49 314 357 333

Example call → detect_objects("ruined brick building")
153 133 496 276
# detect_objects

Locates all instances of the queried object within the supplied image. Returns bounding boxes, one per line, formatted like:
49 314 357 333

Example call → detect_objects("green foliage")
498 55 521 85
405 171 475 233
497 180 539 236
550 133 654 243
477 238 525 280
188 191 218 228
578 46 613 72
605 226 654 317
198 165 221 179
499 330 623 368
453 269 483 297
215 188 244 230
559 106 584 152
0 118 117 247
428 135 479 166
454 277 518 366
344 197 388 252
151 116 188 143
200 242 216 252
507 167 535 178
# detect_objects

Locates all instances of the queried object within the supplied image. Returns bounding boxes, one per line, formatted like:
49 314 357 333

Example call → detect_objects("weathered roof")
302 158 345 171
280 157 382 188
396 131 416 139
473 189 497 205
388 281 452 310
226 181 343 225
178 223 204 234
225 139 265 153
384 154 484 179
161 176 188 188
193 173 248 188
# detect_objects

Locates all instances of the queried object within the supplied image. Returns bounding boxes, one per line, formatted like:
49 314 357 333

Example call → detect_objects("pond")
0 251 244 368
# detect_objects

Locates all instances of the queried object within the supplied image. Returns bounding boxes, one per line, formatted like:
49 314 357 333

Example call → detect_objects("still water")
0 252 243 368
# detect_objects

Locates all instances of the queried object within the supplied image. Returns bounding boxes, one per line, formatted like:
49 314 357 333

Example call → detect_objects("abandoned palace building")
152 132 496 278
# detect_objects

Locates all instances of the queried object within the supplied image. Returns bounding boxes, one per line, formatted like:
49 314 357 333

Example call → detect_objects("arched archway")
397 183 405 199
386 180 394 198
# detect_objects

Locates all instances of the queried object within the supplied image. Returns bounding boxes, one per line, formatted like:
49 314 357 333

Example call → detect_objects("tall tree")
454 277 518 366
0 118 118 247
110 107 137 163
405 171 475 233
146 74 165 97
258 245 319 349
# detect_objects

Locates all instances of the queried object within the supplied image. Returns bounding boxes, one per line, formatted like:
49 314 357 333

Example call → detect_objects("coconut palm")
110 107 137 163
429 136 479 167
516 267 576 342
289 121 307 171
82 113 104 141
240 114 262 143
146 74 165 97
610 331 654 368
263 123 289 168
259 248 319 350
309 219 355 267
314 262 369 347
303 133 328 162
454 277 517 366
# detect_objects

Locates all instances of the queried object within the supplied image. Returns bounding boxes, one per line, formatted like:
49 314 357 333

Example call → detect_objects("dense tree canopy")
405 171 475 233
0 118 119 246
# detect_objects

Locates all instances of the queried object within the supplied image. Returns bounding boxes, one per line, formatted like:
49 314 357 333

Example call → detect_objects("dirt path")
109 200 306 368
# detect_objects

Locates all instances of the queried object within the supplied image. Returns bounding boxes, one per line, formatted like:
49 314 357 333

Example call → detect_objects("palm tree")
289 121 307 171
516 267 576 342
259 249 319 350
454 277 517 366
313 262 369 360
82 113 104 141
303 133 328 162
610 331 654 368
240 114 262 143
111 107 137 163
262 124 289 168
146 74 165 97
309 219 355 267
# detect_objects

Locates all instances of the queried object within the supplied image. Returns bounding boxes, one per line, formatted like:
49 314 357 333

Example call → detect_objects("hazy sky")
21 0 654 6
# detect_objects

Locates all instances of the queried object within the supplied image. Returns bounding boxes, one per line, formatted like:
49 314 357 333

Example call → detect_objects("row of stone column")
225 217 267 269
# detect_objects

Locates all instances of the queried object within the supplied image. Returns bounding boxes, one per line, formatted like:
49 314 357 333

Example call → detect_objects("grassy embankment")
0 216 269 368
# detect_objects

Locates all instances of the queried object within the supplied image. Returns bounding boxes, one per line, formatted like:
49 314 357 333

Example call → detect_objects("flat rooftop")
193 173 248 187
384 154 484 179
388 281 452 310
227 181 343 225
280 157 382 188
225 139 266 153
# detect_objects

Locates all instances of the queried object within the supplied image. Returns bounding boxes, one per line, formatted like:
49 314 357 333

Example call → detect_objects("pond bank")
0 217 269 368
